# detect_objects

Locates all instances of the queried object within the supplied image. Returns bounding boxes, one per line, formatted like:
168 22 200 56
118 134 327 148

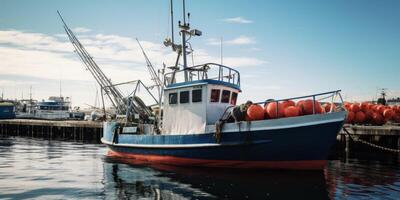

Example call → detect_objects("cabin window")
180 91 189 104
210 89 220 102
231 92 238 105
221 90 231 103
192 89 202 102
169 93 177 104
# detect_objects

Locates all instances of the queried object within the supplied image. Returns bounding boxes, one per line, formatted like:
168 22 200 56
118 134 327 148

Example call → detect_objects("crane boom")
57 11 153 119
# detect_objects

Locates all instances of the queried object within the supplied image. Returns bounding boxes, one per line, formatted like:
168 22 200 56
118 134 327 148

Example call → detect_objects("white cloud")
207 36 256 46
0 80 38 86
222 17 253 24
72 27 91 33
0 29 266 106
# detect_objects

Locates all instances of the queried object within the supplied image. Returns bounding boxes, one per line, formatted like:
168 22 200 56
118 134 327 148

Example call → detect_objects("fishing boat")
34 96 71 120
0 101 16 119
59 1 347 170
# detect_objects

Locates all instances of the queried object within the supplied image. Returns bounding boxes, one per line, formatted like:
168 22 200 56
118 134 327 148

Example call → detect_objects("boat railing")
164 63 240 88
253 90 344 116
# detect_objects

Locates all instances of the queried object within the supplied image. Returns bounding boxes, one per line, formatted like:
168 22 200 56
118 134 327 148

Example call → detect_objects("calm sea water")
0 137 399 200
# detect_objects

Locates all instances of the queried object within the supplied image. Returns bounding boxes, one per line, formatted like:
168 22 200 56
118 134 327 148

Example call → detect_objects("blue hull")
102 111 346 169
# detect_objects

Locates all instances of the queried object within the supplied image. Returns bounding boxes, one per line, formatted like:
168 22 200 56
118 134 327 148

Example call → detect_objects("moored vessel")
60 0 347 170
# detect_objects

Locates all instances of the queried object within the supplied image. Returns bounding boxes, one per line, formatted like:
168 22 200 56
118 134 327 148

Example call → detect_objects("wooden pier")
339 124 400 153
0 119 103 143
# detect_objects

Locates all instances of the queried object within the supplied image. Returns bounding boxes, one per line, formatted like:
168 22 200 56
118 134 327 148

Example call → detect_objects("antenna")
170 0 174 44
220 37 223 65
59 79 62 97
29 85 32 100
180 0 189 81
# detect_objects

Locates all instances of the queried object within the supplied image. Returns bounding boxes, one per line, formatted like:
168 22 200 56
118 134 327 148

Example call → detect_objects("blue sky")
0 0 399 107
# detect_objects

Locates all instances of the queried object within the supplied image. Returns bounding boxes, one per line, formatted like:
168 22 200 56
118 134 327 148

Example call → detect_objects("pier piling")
0 119 103 143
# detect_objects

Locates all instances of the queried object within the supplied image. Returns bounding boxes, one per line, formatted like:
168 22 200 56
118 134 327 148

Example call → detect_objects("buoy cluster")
344 102 400 125
246 99 336 121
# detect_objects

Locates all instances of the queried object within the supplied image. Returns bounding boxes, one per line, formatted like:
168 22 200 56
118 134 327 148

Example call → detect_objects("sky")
0 0 399 108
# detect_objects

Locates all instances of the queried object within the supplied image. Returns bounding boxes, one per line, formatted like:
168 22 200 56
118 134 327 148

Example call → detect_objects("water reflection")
103 156 329 199
0 137 399 200
325 157 400 200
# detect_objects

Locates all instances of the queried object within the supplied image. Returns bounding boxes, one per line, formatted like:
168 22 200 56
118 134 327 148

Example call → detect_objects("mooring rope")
342 127 400 153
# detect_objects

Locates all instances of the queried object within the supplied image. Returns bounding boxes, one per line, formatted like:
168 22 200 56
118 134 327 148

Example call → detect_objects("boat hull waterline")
102 111 346 170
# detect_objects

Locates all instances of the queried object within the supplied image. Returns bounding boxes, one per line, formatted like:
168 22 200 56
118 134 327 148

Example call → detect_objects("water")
0 137 399 200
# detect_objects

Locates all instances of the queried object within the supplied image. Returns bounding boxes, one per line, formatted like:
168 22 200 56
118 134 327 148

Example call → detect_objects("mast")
170 0 175 44
180 0 189 81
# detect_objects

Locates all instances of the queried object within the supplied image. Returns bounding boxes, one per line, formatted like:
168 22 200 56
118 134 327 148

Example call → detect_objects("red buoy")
344 102 351 111
284 106 300 118
281 100 295 109
346 111 355 123
393 114 400 123
372 112 385 125
247 104 265 121
265 102 284 119
383 109 395 120
360 102 370 112
323 103 336 113
296 100 305 115
350 104 360 113
364 110 374 123
376 105 385 115
354 111 366 124
301 99 322 115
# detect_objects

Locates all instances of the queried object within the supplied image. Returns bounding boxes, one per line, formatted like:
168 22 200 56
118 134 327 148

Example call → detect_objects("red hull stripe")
107 150 327 170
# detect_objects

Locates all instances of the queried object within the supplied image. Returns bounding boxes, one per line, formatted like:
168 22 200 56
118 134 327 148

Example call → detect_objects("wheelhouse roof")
165 79 241 91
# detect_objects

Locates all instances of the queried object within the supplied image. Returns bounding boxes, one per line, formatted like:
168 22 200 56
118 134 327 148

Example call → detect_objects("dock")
0 119 103 143
339 124 400 153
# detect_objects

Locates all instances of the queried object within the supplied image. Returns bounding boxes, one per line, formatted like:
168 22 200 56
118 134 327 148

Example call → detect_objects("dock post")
345 134 350 162
397 137 400 150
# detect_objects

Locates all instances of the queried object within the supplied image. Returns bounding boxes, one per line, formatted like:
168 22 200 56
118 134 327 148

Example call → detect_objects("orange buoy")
372 112 385 125
282 100 295 109
383 109 395 120
371 104 378 112
364 109 374 123
247 104 265 121
354 111 366 124
265 102 284 119
296 100 305 115
360 102 370 112
344 102 351 110
346 111 355 123
323 103 336 113
301 99 322 115
376 105 385 115
350 104 360 113
284 106 300 118
393 114 400 123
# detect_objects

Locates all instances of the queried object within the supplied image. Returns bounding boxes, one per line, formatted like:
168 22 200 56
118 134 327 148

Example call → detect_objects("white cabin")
162 63 241 135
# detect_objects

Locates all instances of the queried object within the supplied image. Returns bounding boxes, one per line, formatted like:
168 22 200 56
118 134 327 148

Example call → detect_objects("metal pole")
170 0 174 44
101 88 106 120
220 37 223 65
181 0 188 81
312 96 316 114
